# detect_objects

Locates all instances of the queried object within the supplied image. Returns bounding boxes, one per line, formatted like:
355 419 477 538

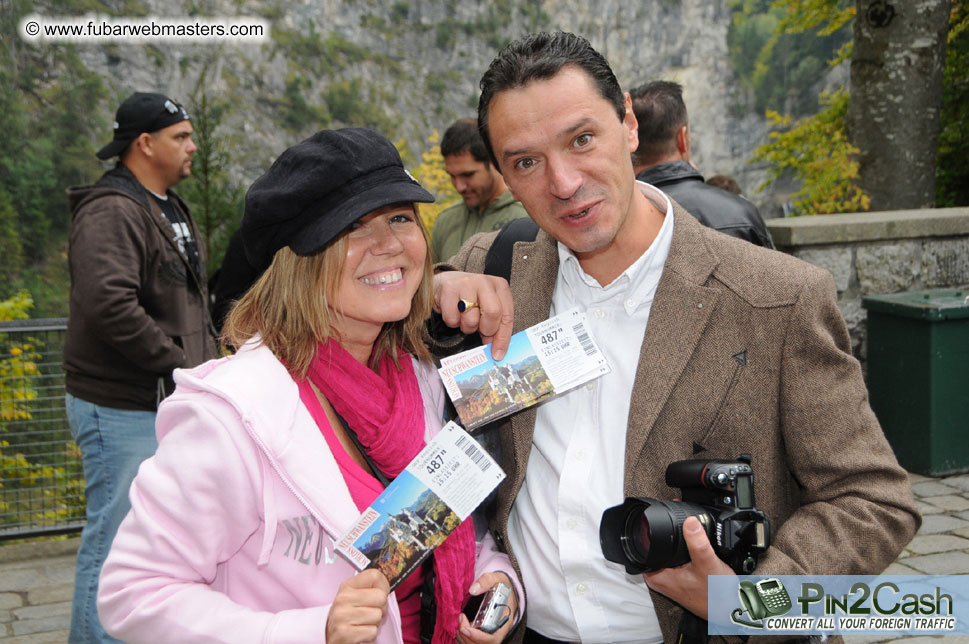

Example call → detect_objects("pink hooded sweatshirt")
98 341 520 643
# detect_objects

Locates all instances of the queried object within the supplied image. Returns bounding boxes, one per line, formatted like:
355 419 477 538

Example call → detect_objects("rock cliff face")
73 0 778 211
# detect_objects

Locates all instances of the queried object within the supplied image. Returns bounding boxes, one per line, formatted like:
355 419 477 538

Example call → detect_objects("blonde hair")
222 205 433 378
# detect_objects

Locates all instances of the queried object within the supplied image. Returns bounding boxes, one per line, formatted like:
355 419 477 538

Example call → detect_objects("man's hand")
433 271 515 360
642 516 734 619
326 569 391 644
457 572 519 644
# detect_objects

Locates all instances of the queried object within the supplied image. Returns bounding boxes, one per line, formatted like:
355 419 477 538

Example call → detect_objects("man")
630 80 774 248
64 92 218 643
432 33 918 644
706 174 743 195
431 117 527 261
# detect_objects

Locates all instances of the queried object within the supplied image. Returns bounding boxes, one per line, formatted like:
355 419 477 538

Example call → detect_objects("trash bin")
862 289 969 476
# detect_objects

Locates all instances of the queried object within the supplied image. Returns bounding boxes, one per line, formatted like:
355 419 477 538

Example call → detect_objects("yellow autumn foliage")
396 130 458 238
753 89 869 214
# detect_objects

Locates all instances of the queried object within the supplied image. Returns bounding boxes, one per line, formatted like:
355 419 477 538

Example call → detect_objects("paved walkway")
3 472 969 643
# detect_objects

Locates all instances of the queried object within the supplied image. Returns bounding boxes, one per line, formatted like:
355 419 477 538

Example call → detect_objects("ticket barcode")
573 323 596 356
455 434 491 472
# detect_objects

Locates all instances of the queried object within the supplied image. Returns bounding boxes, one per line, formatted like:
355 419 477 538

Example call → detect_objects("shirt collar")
556 182 674 310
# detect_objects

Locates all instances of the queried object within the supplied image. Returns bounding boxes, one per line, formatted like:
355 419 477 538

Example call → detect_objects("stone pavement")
3 472 969 643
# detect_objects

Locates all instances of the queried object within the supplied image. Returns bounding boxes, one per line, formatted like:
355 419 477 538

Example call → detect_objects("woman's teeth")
361 269 402 285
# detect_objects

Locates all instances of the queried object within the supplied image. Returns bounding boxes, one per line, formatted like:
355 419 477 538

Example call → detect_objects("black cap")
241 128 435 271
96 92 190 159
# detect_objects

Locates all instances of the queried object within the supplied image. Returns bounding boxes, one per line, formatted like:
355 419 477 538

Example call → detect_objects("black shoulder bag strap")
332 412 392 488
483 217 540 282
334 412 439 644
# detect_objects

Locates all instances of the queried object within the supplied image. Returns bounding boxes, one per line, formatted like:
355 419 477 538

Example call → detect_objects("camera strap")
675 612 709 644
333 411 392 488
483 216 539 282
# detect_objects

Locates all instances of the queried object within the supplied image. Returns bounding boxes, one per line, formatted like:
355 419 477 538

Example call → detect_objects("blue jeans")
66 394 158 644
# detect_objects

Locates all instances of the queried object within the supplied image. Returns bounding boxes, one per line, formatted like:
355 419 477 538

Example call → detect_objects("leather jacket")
637 160 775 248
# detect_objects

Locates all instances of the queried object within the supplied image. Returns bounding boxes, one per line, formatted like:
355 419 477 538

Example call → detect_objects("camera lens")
605 499 712 573
622 511 652 564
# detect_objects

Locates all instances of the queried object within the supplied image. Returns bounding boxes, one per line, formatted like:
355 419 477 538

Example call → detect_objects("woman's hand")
326 569 391 644
457 572 519 644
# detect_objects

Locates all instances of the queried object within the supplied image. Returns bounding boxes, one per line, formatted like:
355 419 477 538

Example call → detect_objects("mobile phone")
462 582 512 634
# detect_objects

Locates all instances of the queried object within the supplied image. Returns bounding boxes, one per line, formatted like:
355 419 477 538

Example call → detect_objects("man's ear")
623 92 639 154
676 125 690 160
132 132 154 158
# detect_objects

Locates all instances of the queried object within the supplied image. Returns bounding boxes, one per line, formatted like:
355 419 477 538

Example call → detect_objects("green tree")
728 0 851 115
752 0 966 213
754 89 869 214
937 1 969 207
0 0 105 314
178 75 246 275
0 188 25 299
750 0 863 214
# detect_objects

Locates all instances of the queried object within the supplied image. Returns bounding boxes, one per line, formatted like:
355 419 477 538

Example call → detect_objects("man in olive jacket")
432 117 528 261
64 92 217 644
432 33 919 644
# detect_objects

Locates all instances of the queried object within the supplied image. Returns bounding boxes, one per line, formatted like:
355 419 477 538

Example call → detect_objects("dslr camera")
599 454 770 575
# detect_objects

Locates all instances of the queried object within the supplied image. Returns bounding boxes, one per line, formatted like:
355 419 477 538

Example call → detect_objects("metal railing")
0 318 85 539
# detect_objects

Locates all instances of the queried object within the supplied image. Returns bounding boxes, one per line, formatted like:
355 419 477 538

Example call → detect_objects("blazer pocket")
698 350 748 447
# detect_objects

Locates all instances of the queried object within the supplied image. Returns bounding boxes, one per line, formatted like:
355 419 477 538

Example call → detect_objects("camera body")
600 454 770 575
463 582 512 634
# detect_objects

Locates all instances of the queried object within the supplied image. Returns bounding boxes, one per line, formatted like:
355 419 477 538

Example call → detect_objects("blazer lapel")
624 209 720 484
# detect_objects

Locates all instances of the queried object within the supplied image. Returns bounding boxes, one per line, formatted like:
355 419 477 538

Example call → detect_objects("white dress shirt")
507 182 674 643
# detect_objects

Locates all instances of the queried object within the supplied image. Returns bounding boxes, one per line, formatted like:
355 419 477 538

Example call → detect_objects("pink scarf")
307 340 476 644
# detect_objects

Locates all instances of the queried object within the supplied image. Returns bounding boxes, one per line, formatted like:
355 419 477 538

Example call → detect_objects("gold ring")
458 299 478 313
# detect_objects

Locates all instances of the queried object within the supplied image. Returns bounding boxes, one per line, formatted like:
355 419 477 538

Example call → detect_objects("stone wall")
766 207 969 371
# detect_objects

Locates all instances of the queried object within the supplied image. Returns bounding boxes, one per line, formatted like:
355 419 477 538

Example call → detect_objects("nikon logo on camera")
709 575 967 636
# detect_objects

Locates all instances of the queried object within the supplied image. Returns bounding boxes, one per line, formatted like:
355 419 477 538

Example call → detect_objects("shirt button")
594 308 605 319
567 518 578 530
574 449 586 460
576 582 588 594
584 381 595 391
626 299 636 308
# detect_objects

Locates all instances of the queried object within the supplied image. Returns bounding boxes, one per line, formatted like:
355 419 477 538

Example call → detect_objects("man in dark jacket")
64 92 218 643
631 80 774 248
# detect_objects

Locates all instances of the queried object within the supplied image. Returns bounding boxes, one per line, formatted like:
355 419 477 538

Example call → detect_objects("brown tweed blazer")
445 205 920 644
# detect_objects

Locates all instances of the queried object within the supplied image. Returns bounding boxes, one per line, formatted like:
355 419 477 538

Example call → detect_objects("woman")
98 129 521 644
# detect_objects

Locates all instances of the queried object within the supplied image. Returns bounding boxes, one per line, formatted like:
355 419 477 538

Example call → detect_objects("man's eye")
574 133 592 147
515 158 535 170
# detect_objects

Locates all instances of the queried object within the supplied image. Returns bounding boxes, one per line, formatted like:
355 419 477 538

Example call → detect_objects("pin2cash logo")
729 578 957 632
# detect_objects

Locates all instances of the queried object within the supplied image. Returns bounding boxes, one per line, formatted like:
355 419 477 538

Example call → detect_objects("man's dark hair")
629 80 688 167
706 174 743 195
440 117 491 166
477 32 626 168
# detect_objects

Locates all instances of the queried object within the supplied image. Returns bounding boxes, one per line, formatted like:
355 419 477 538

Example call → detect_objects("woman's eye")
390 213 414 224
